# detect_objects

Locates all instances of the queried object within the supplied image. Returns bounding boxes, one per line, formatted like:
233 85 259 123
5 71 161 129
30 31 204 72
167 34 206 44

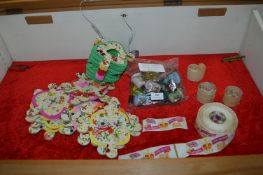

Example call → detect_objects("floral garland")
96 42 127 65
25 73 142 158
88 38 134 82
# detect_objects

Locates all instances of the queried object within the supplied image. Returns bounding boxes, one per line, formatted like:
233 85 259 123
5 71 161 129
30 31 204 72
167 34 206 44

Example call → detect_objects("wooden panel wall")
182 0 263 5
0 0 163 15
0 0 263 15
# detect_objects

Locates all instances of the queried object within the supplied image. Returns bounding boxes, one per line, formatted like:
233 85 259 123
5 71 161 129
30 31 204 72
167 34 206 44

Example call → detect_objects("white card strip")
150 93 164 100
138 63 165 72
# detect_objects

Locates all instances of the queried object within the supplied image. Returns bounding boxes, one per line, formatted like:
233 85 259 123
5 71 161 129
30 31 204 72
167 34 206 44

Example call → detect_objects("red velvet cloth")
0 53 263 159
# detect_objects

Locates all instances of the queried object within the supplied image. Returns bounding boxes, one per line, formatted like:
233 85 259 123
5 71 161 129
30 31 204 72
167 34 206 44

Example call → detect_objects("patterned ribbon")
142 116 187 132
119 103 238 159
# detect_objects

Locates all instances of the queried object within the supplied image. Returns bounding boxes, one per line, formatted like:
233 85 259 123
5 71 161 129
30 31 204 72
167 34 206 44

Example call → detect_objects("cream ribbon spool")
197 82 216 104
187 63 206 82
131 73 145 88
195 102 238 138
223 86 243 107
119 103 238 159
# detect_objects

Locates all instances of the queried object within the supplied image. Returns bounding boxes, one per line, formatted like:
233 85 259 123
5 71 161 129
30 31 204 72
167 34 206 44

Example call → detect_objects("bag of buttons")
127 57 186 109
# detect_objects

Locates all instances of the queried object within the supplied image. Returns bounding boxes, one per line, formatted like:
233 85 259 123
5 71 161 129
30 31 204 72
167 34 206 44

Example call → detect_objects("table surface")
1 154 263 175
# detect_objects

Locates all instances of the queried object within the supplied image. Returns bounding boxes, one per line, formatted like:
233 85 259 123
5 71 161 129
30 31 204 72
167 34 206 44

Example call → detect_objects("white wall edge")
253 9 263 31
0 33 12 82
241 8 263 95
1 4 263 61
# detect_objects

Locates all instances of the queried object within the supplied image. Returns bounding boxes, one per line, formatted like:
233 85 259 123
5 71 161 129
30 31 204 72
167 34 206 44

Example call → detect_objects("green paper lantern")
86 40 130 83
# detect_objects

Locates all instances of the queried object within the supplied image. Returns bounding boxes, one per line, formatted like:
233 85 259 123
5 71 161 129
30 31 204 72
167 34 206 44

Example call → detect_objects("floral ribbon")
142 116 187 132
118 133 234 159
26 73 142 158
119 103 238 159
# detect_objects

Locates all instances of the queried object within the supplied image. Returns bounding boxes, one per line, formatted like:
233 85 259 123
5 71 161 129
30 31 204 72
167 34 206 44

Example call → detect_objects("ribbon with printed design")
119 103 238 159
142 116 188 132
119 133 234 159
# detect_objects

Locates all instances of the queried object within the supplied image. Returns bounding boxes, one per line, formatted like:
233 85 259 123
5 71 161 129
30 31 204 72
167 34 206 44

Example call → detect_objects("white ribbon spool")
197 82 216 104
223 86 243 107
195 102 238 137
131 73 145 88
119 103 238 160
187 63 206 82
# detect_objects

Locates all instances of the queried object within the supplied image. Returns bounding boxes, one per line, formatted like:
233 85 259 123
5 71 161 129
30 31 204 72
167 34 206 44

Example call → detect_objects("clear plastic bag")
127 57 186 108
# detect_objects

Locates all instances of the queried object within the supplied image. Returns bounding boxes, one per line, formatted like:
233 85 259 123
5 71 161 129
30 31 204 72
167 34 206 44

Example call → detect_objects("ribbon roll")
131 73 145 88
119 103 238 160
197 82 216 104
187 63 206 82
223 86 243 107
195 102 238 137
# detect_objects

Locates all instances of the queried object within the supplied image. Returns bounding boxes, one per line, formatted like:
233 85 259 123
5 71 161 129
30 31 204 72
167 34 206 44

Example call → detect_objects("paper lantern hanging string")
80 0 104 39
121 13 135 53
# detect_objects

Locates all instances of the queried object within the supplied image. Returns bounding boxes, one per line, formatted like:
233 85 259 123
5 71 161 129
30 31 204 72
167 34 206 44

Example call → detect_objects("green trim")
90 41 128 70
86 40 128 83
86 63 123 76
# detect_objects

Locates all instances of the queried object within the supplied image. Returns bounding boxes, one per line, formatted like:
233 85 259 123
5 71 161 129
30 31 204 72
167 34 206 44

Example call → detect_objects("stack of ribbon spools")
86 39 133 83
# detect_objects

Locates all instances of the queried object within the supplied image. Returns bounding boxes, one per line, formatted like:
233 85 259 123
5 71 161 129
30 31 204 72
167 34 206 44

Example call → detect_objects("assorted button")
131 71 185 106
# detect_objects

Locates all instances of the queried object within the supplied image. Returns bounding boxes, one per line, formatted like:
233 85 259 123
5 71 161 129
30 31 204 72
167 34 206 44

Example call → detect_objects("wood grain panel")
0 154 263 175
25 15 53 24
0 0 164 15
183 0 263 5
198 8 227 17
0 0 263 15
